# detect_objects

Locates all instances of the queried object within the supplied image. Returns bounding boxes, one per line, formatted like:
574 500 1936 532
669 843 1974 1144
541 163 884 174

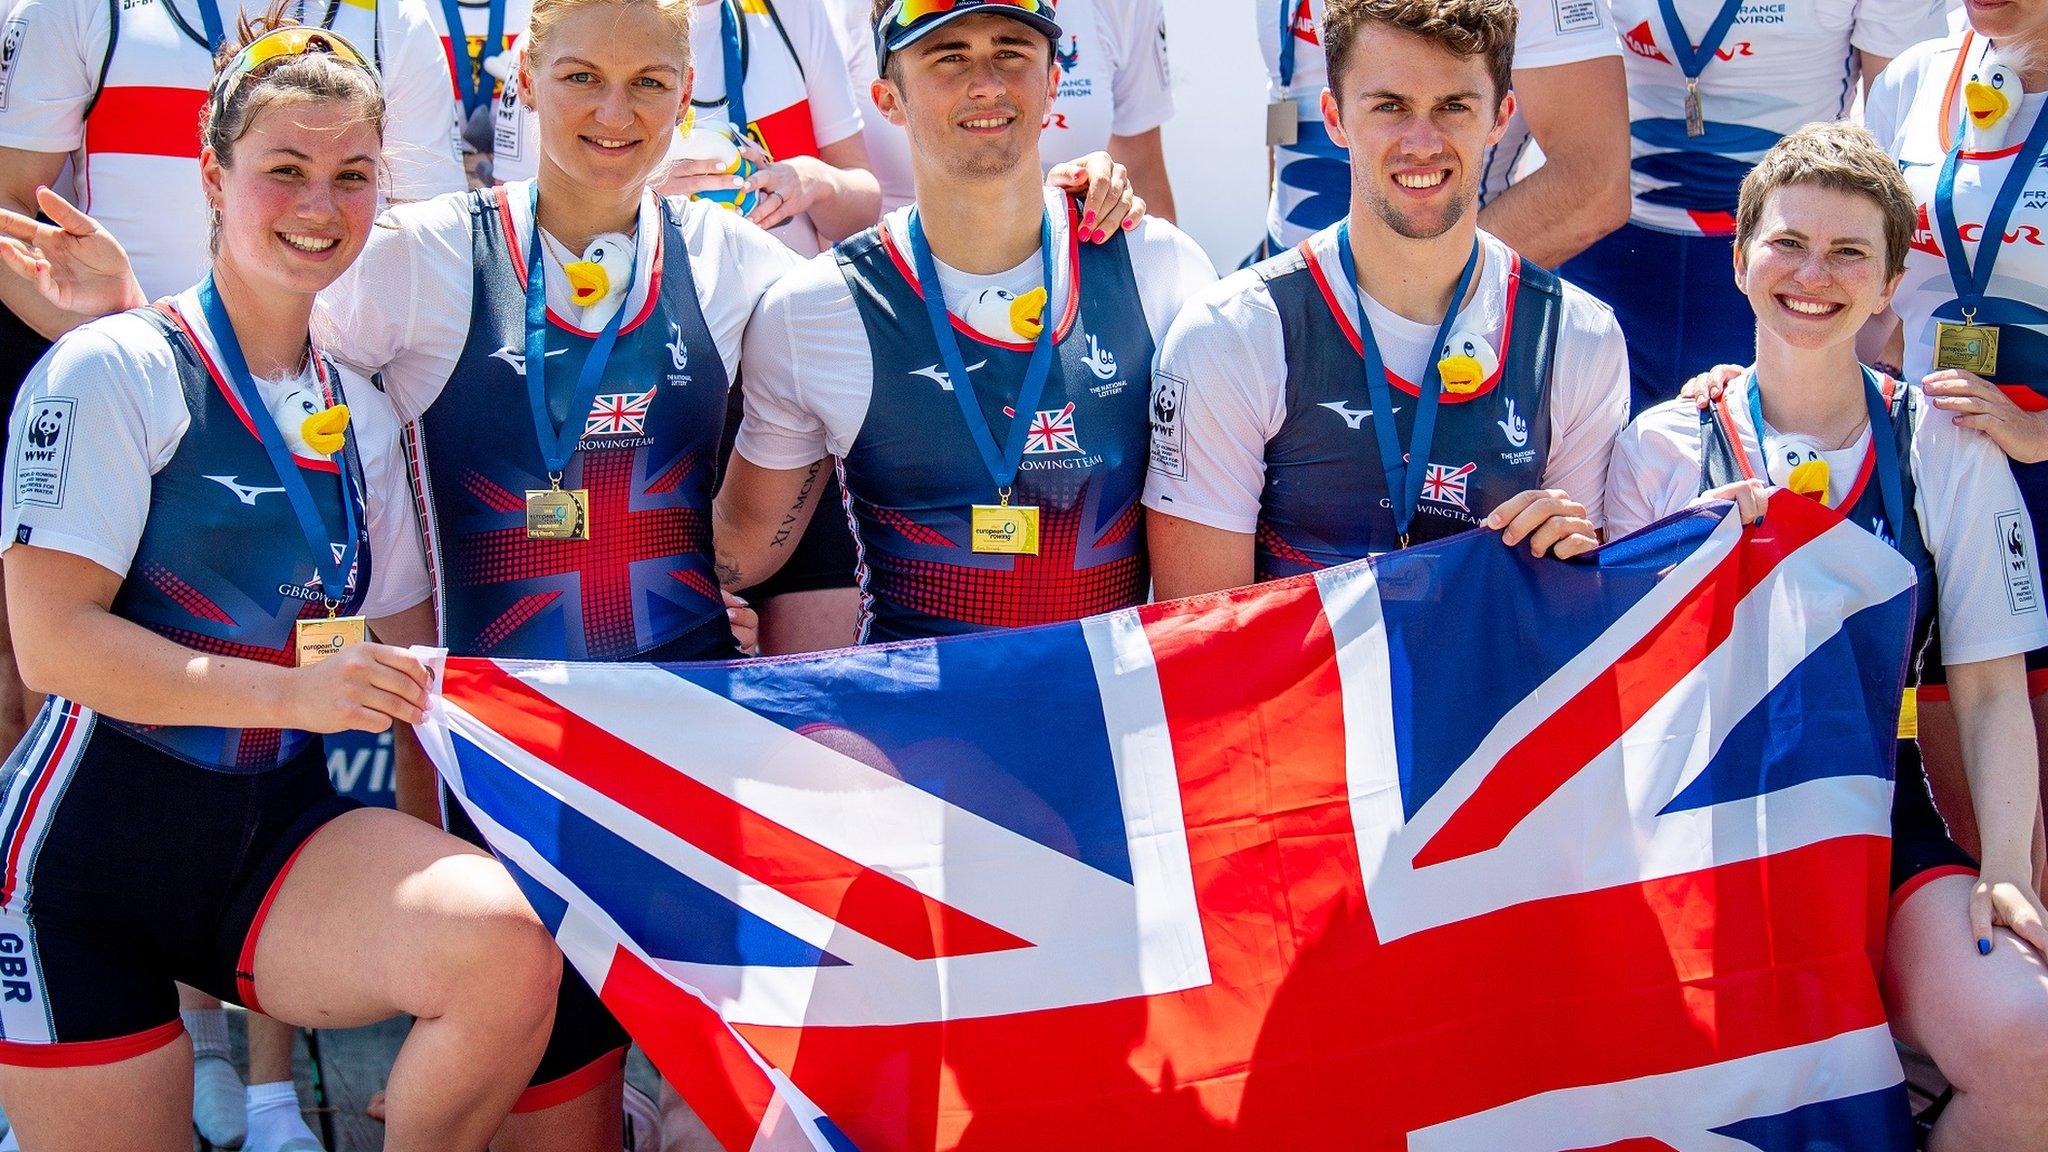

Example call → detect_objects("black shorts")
0 303 53 458
1891 737 1976 900
0 701 356 1065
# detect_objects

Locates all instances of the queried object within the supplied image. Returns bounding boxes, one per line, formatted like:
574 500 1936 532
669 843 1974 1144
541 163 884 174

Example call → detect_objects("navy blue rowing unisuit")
415 187 735 664
835 202 1157 642
1252 242 1564 578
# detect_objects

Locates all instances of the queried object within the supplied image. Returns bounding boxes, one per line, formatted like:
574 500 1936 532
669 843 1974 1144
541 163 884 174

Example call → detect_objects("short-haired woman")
1608 121 2048 1148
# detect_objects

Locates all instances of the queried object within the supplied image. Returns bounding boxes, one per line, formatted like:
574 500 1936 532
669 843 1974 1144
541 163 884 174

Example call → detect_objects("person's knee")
1941 969 2048 1104
428 858 562 1026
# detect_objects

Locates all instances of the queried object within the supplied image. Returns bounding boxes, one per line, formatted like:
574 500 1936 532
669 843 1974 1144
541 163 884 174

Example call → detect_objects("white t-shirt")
1866 30 2048 382
1141 227 1629 533
1607 379 2048 665
1610 0 1943 237
493 0 863 255
318 183 802 420
1 289 430 619
1255 0 1623 250
735 187 1216 467
849 0 1175 213
0 0 465 299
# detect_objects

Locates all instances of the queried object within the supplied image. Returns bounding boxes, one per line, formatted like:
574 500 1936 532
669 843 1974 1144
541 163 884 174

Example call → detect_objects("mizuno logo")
205 475 286 505
910 360 988 391
1319 399 1395 429
490 345 569 375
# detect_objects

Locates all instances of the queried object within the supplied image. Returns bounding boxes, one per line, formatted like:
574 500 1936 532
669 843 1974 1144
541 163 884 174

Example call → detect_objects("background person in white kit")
839 0 1180 217
1251 0 1630 268
0 0 461 1147
1557 0 1948 414
422 0 531 185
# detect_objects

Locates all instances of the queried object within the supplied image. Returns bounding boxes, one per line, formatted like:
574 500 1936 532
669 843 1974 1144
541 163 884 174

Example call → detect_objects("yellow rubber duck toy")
275 385 351 458
563 233 634 328
961 286 1048 341
1965 56 2022 149
1769 436 1831 504
1436 329 1499 395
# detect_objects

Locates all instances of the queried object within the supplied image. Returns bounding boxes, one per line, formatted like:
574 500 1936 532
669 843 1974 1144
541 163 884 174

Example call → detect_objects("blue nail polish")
1979 937 1993 955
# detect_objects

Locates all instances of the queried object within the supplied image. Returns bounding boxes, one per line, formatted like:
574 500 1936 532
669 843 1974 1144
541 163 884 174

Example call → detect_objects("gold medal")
525 482 590 541
295 613 367 667
970 498 1040 555
1935 316 2000 375
1266 100 1299 147
1897 686 1919 740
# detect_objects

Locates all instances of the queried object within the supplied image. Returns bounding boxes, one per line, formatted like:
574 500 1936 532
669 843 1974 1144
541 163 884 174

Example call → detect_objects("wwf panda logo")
0 18 27 112
1151 374 1182 429
26 405 64 450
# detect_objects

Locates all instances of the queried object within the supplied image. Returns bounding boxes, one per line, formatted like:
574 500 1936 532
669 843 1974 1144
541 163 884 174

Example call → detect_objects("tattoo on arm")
768 460 825 549
716 555 745 590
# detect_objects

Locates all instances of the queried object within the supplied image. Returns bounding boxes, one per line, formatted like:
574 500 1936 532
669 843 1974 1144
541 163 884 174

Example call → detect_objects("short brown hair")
1322 0 1518 108
1735 122 1915 281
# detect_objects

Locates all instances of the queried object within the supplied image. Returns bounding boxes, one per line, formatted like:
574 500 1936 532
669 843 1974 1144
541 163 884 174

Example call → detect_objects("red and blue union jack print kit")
413 187 735 663
424 494 1920 1150
832 198 1156 641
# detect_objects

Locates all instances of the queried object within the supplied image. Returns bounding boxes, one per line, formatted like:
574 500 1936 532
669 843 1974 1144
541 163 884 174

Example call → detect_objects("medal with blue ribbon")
908 205 1056 556
194 277 366 665
1932 36 2048 378
1334 221 1482 550
437 0 508 119
1653 0 1744 137
521 182 636 541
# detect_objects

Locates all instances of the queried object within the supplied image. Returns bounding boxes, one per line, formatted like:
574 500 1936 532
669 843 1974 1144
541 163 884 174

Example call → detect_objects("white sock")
182 1007 232 1063
245 1080 320 1152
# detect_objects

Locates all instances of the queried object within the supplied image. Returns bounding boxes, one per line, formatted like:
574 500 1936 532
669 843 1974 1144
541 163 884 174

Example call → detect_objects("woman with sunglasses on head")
0 14 562 1151
1609 123 2048 1149
0 0 466 1136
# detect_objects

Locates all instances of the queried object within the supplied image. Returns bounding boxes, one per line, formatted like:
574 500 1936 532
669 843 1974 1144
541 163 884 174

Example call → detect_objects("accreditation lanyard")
908 206 1056 501
198 0 228 49
521 182 636 485
1654 0 1744 136
1934 63 2048 320
1276 0 1298 93
720 0 749 139
437 0 508 118
195 276 360 605
1334 222 1481 548
1729 368 1904 538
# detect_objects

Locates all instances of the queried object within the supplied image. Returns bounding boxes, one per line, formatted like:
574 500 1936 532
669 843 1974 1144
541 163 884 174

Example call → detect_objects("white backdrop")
1157 0 1275 268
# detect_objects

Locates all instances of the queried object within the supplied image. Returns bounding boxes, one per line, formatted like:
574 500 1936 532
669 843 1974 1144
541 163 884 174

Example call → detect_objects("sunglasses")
891 0 1050 27
209 26 377 119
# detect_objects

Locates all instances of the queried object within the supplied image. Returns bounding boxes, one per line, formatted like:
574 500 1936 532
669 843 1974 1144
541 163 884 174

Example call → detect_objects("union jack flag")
1023 403 1080 455
418 495 1916 1152
1421 460 1478 510
583 388 655 437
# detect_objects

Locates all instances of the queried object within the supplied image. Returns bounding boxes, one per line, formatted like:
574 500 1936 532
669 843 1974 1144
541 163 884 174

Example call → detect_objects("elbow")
1577 169 1633 247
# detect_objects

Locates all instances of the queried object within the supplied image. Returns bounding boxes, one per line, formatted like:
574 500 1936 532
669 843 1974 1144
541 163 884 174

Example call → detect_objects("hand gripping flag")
415 494 1919 1152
